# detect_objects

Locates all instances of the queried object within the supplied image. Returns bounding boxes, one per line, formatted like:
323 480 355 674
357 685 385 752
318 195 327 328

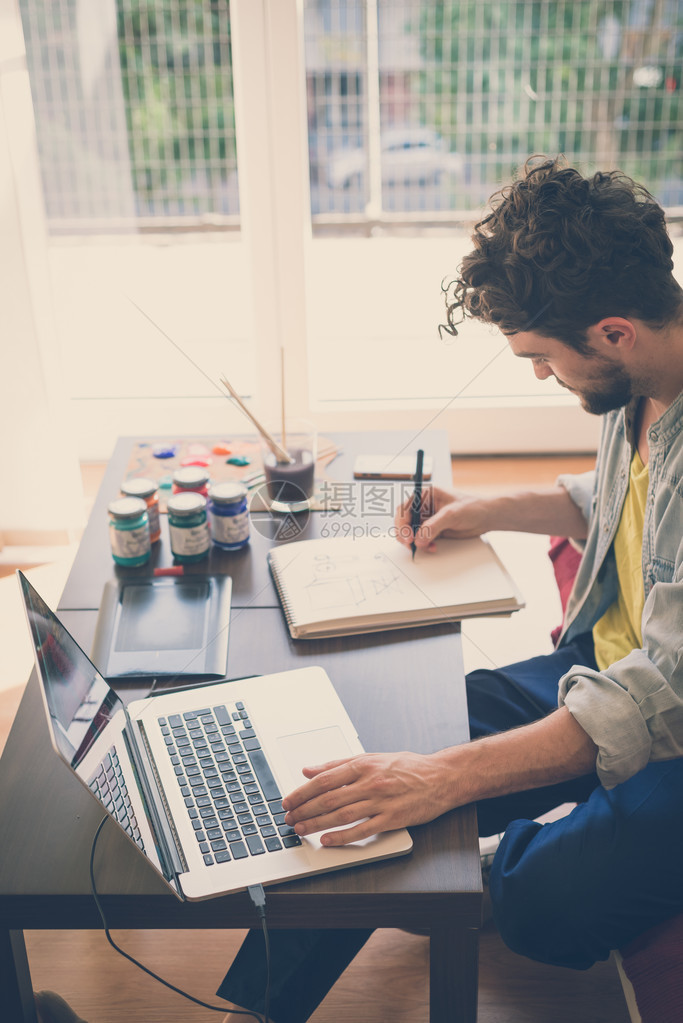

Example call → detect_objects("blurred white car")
327 127 462 190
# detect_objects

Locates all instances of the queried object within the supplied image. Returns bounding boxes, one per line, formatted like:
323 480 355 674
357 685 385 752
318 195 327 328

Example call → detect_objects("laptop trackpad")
277 726 354 794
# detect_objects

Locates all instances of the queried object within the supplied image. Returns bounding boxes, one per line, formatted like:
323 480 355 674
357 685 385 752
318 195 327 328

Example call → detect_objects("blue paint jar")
108 497 151 567
208 482 250 550
167 492 210 562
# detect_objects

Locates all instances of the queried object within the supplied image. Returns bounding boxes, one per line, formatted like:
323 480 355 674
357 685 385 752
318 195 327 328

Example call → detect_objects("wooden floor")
5 454 630 1022
25 922 628 1023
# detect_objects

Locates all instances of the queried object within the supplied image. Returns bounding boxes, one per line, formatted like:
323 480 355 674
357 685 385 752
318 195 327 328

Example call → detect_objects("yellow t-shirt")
592 448 649 671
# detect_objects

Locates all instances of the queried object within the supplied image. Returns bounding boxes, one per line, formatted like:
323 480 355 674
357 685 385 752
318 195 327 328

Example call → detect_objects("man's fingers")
290 799 375 838
284 779 361 827
300 758 351 779
281 758 358 813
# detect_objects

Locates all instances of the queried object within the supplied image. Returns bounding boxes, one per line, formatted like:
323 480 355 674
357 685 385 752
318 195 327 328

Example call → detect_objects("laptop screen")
19 572 124 770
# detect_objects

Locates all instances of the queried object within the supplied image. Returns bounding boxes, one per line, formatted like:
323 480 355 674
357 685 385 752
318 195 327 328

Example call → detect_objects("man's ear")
587 317 637 351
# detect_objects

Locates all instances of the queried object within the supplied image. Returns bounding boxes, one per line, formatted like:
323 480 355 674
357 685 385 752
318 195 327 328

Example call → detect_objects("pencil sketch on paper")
303 551 407 611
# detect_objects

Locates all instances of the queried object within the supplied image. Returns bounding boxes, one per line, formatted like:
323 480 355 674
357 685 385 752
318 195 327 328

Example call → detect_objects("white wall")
0 0 83 538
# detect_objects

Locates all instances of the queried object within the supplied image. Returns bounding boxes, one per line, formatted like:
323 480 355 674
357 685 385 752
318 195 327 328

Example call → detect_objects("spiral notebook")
268 534 524 639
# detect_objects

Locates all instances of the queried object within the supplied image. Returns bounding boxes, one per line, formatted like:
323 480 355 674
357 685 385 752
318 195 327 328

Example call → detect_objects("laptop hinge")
122 714 188 887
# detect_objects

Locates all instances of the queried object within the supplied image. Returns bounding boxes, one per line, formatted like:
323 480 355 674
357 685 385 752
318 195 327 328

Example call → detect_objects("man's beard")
560 362 634 416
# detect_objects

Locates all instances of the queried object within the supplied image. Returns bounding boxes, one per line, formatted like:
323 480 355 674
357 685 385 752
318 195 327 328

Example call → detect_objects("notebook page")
269 534 521 628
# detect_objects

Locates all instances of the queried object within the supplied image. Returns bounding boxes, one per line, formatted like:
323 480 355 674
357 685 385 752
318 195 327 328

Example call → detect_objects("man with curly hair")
219 158 683 1022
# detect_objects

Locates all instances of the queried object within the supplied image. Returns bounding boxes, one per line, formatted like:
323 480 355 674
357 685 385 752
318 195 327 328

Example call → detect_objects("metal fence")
306 0 683 220
19 0 683 232
20 0 239 229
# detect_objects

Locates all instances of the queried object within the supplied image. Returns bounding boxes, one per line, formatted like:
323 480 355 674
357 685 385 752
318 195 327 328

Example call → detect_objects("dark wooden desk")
0 431 481 1023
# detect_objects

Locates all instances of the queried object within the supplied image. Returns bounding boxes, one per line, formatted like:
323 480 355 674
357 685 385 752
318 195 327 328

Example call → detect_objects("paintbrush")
219 375 293 464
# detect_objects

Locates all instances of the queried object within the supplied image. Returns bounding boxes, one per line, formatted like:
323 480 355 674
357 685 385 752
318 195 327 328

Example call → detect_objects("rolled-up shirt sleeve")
558 569 683 788
556 469 595 545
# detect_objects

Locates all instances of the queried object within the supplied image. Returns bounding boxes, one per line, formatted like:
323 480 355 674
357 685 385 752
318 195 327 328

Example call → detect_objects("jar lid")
167 492 207 516
121 477 157 499
209 482 248 505
173 466 210 487
108 496 148 519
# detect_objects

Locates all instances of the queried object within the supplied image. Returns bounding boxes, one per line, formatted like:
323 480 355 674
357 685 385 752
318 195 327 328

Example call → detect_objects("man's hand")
394 482 590 549
281 708 598 848
281 750 461 846
394 485 493 551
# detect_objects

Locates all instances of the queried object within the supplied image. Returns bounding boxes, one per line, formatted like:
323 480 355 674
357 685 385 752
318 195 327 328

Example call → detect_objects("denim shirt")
555 389 683 789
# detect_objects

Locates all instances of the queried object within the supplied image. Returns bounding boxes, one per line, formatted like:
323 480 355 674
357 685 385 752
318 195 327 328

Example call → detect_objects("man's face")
506 331 634 415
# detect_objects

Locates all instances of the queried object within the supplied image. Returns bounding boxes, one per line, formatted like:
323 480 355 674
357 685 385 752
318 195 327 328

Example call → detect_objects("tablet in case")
91 575 232 680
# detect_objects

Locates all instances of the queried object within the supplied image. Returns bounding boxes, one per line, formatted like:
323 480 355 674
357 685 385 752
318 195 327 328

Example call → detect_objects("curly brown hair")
442 156 683 350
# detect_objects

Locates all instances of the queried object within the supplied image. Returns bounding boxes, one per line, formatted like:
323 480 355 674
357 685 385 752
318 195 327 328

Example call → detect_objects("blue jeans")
216 637 683 1021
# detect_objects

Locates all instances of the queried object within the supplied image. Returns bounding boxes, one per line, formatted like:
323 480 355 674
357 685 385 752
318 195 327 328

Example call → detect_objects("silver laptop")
19 572 412 901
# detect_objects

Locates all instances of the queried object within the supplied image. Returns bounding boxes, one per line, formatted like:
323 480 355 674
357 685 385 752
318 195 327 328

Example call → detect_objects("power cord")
89 815 272 1022
247 884 271 1023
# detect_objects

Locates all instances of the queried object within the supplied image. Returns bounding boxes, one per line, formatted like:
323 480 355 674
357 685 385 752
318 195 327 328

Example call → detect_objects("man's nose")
533 361 554 381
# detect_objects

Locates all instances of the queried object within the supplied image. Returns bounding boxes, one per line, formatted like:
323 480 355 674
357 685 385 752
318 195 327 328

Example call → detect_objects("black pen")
410 449 424 560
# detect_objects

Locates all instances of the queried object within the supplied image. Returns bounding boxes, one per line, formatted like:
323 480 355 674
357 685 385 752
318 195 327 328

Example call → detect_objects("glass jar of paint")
120 477 161 543
107 497 151 567
171 466 210 498
208 482 250 550
167 492 210 562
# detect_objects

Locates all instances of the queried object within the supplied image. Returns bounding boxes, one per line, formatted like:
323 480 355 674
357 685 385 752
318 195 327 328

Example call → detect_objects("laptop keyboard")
157 701 302 866
88 744 146 851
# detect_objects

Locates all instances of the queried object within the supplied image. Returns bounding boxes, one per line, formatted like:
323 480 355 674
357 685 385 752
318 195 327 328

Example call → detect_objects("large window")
307 0 683 224
17 0 252 459
21 0 239 230
299 0 682 451
12 0 683 459
24 1 683 232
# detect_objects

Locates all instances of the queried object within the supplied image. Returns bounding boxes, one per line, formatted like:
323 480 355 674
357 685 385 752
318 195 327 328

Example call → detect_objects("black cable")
247 884 271 1023
89 815 268 1021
